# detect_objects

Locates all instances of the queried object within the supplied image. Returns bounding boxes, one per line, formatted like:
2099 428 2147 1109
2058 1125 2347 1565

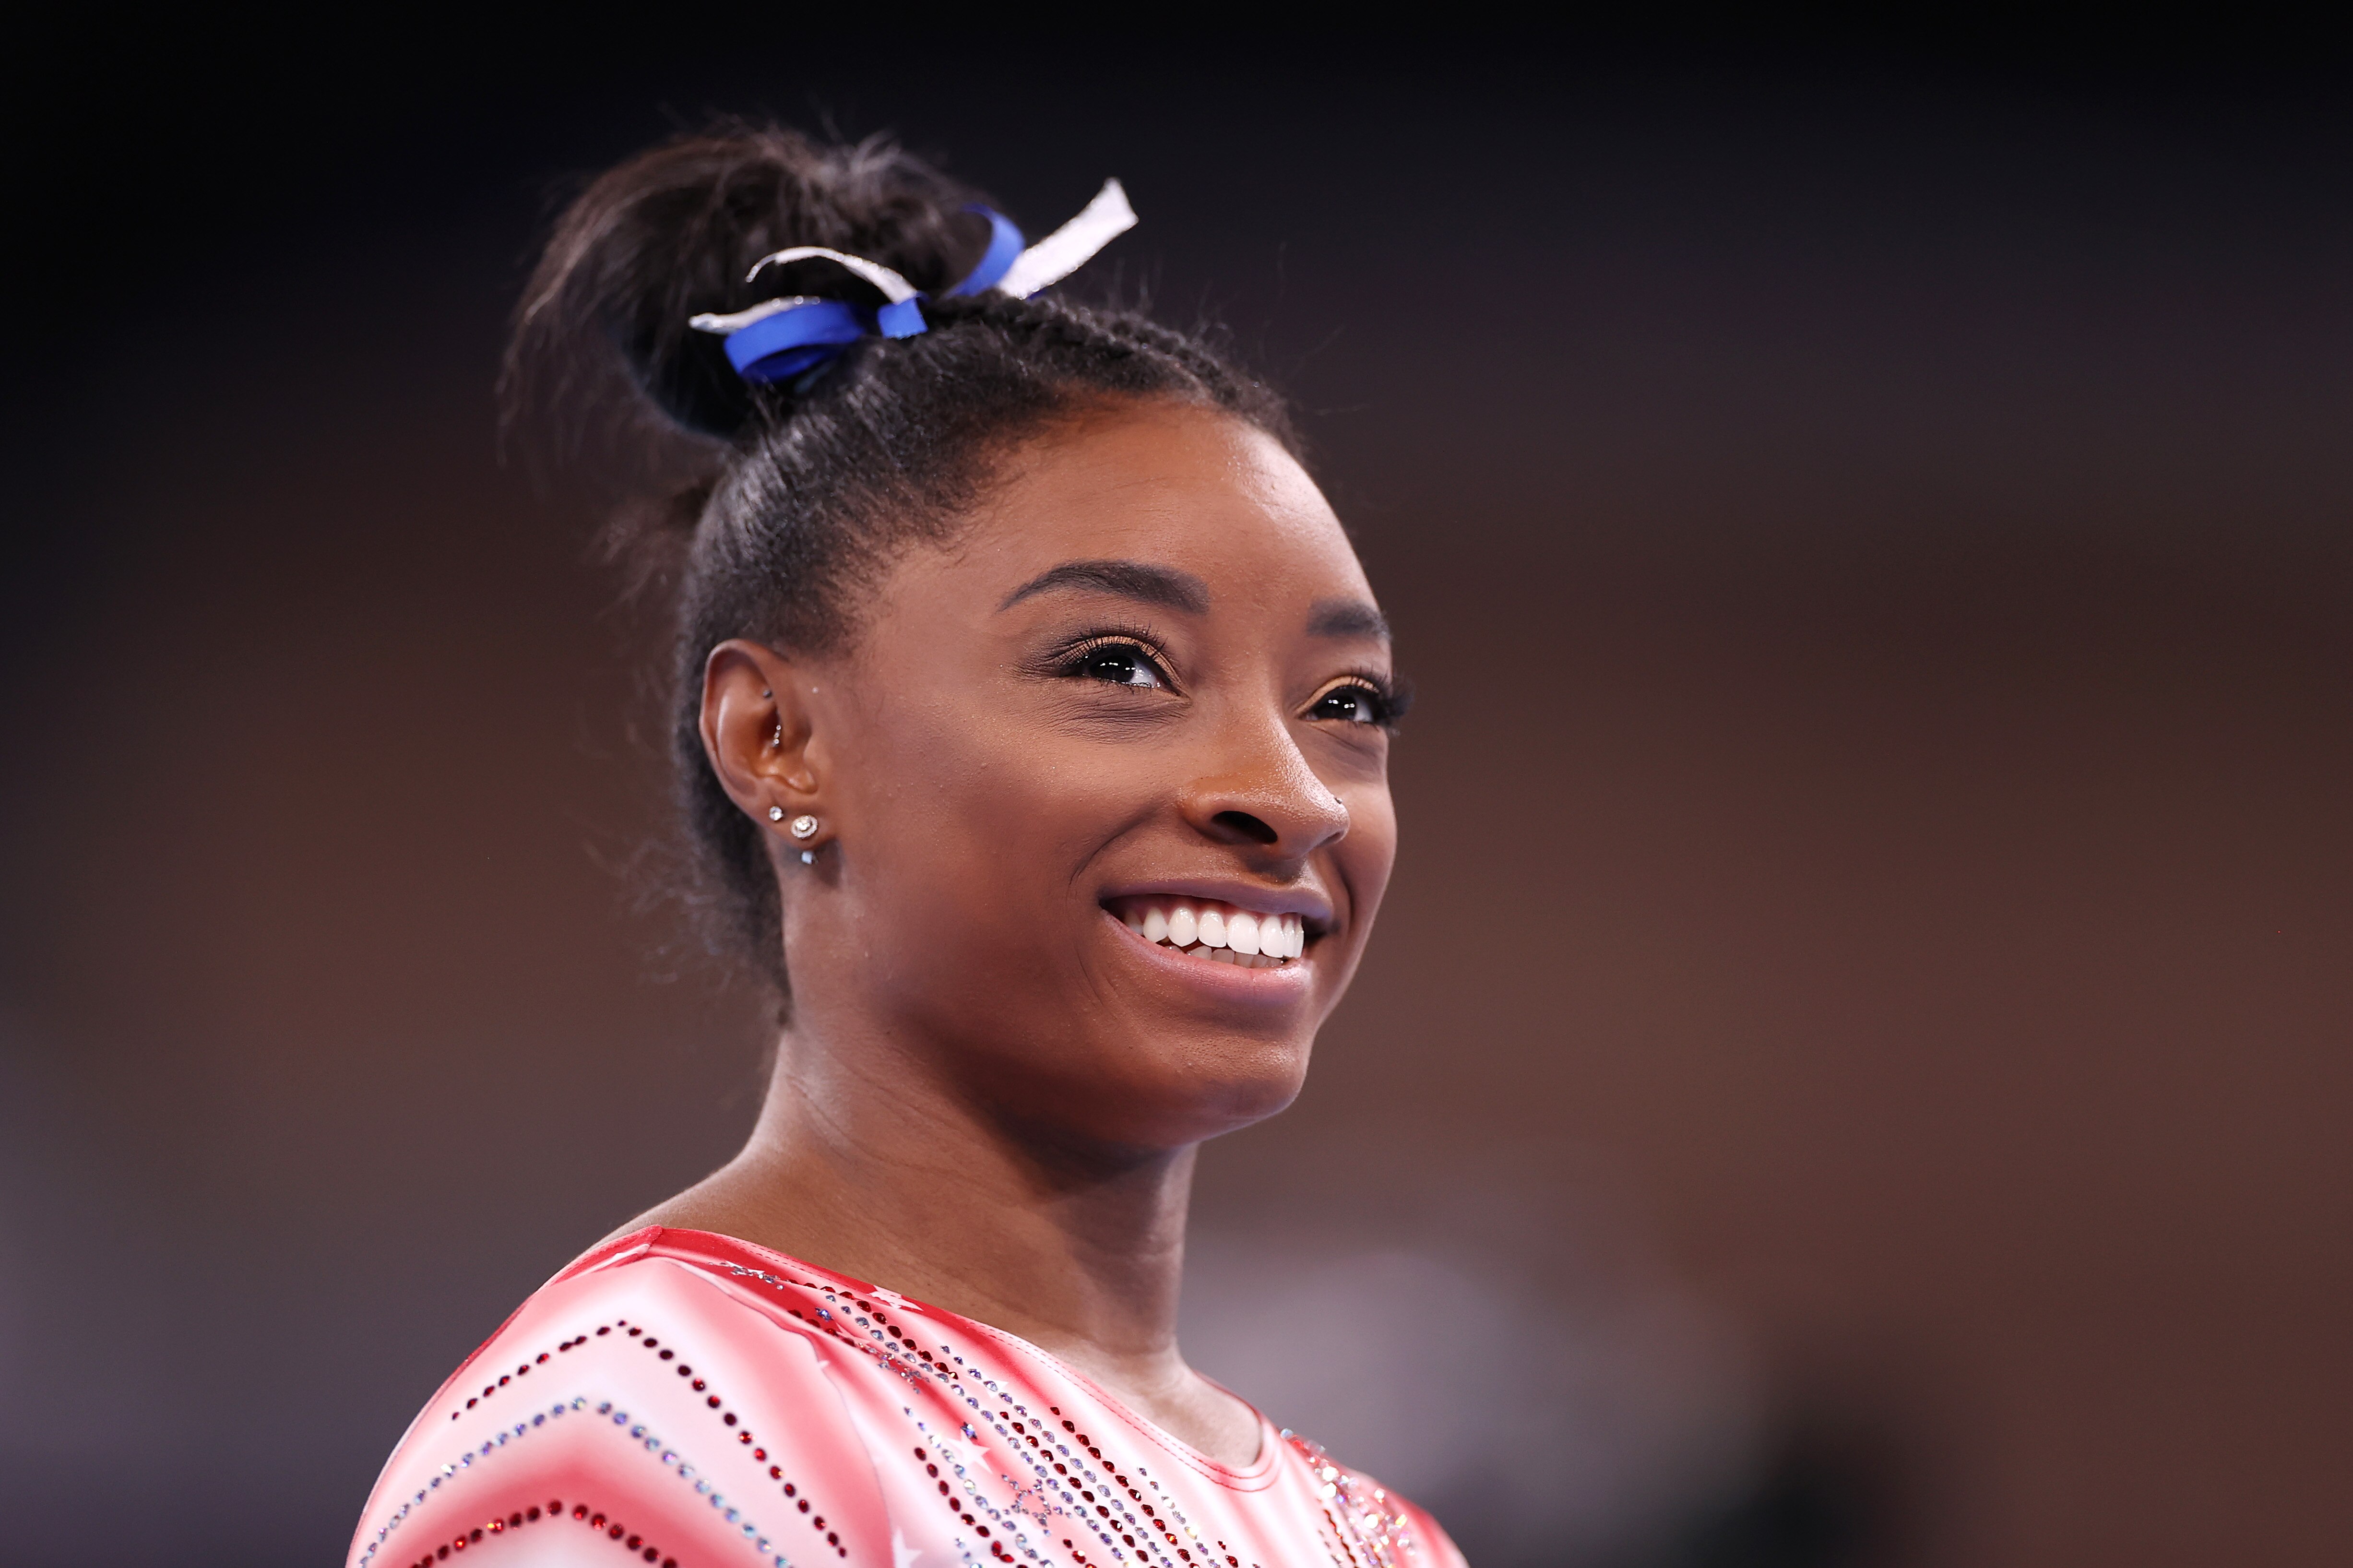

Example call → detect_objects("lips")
1105 895 1309 971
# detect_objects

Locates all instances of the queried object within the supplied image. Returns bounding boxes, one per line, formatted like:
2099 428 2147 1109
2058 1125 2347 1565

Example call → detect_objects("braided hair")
509 124 1297 995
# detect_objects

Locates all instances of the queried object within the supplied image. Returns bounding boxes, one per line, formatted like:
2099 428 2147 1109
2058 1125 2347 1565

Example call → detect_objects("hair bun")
511 123 997 440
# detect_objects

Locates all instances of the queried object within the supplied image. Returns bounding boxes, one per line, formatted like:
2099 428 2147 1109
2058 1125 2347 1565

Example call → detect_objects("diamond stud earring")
768 806 784 821
788 814 820 840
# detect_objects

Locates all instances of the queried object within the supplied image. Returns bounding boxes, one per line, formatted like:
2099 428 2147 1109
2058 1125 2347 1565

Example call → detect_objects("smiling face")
708 402 1400 1153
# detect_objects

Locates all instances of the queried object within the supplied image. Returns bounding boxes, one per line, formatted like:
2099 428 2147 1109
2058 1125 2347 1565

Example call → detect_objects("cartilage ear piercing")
772 718 783 748
788 814 819 840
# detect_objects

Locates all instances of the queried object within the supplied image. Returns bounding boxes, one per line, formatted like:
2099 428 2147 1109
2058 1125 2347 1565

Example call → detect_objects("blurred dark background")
2 20 2347 1568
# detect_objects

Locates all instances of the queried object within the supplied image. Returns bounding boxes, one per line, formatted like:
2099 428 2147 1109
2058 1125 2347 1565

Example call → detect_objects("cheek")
845 697 1136 940
1337 788 1400 927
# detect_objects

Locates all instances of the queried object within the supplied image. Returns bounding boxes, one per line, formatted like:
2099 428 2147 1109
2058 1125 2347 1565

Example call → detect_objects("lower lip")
1103 910 1315 997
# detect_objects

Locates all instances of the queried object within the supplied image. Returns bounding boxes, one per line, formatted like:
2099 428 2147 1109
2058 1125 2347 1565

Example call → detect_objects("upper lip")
1097 879 1335 927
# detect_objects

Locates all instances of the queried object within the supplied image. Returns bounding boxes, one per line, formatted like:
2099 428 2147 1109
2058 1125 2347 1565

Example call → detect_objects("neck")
747 1029 1200 1376
627 1021 1256 1461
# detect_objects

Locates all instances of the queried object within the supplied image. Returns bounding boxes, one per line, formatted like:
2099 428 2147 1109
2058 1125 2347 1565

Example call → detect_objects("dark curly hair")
508 124 1297 998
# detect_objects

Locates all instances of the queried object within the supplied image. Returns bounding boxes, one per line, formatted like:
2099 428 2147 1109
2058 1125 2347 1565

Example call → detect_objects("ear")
699 639 827 839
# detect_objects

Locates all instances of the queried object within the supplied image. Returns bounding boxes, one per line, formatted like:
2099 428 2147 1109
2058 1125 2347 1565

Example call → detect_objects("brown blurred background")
2 23 2347 1568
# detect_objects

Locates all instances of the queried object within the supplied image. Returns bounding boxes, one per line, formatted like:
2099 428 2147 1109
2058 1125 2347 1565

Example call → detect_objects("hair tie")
688 180 1137 385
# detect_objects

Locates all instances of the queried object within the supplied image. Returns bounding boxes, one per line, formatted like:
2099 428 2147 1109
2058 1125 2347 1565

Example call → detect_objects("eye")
1064 638 1169 689
1307 680 1391 726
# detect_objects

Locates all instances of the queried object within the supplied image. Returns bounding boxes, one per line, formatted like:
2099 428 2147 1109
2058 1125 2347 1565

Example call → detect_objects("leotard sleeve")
348 1232 891 1568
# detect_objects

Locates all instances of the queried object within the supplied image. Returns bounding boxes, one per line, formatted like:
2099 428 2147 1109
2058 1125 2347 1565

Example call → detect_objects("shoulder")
347 1228 895 1568
1389 1491 1470 1568
1280 1431 1470 1568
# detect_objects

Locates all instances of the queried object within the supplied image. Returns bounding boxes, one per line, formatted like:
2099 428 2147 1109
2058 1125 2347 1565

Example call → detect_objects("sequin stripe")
1280 1434 1405 1568
712 1257 1293 1568
1337 1484 1417 1568
451 1344 562 1417
711 1262 1069 1565
601 1317 852 1557
576 1396 811 1567
742 1266 942 1382
1287 1437 1380 1568
936 1393 1243 1568
901 1383 1062 1565
705 1264 953 1560
447 1308 852 1561
712 1260 994 1397
899 1347 1131 1565
901 1307 1247 1568
945 1380 1201 1567
361 1399 587 1568
713 1259 1237 1568
360 1394 808 1568
395 1497 683 1568
899 1322 1189 1568
1034 1407 1186 1567
1338 1481 1415 1566
448 1314 714 1422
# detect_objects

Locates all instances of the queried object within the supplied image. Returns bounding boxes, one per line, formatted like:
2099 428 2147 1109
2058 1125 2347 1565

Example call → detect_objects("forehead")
936 404 1373 612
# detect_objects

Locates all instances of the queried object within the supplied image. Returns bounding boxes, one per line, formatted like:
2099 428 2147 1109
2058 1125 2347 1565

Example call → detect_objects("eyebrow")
998 559 1211 615
1307 598 1391 642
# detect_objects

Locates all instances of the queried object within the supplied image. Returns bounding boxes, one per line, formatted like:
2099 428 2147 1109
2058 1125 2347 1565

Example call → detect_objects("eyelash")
1046 624 1179 688
1311 672 1411 732
1046 628 1408 734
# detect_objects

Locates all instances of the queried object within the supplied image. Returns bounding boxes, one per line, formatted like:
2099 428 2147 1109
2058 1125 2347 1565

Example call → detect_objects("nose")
1176 717 1350 863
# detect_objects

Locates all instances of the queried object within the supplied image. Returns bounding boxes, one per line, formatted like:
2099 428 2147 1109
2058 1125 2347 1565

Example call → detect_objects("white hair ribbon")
742 246 922 302
993 180 1136 299
688 296 822 334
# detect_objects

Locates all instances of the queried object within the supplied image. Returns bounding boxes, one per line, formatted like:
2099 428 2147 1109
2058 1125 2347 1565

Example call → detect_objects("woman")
349 126 1459 1568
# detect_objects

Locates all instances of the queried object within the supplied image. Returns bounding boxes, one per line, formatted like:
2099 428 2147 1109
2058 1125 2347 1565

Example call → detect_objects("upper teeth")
1117 898 1308 961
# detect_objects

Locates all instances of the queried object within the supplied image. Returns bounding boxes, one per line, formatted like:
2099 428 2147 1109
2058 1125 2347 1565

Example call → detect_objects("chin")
1115 1030 1317 1145
964 1021 1313 1152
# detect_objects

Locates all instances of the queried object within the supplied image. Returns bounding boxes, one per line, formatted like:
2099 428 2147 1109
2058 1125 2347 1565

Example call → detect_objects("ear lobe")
700 639 821 823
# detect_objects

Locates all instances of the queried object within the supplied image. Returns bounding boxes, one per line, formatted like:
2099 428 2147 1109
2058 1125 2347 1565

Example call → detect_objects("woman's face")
715 404 1399 1152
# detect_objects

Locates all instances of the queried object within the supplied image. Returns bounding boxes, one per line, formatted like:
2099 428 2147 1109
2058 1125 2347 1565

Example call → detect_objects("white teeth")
1119 897 1314 967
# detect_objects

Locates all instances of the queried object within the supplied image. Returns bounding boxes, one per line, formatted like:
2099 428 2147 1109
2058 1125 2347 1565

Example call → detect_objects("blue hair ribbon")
944 206 1026 297
689 181 1136 385
711 297 866 381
